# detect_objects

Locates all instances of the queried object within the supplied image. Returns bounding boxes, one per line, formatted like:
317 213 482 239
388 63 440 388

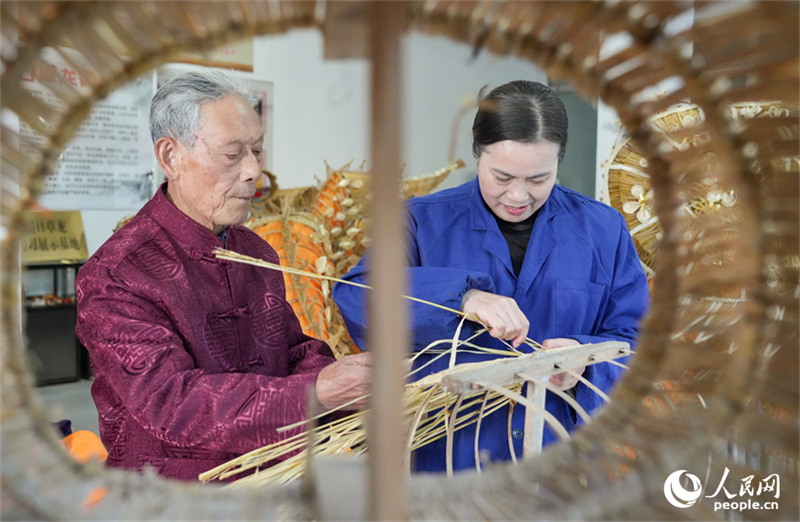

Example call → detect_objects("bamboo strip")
473 391 491 474
506 402 517 465
517 373 593 425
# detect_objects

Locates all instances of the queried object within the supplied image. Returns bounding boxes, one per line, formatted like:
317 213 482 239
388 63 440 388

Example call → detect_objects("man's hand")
315 352 371 411
461 289 530 348
542 338 585 390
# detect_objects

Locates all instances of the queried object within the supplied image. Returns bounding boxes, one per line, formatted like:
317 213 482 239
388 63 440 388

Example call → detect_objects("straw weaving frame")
1 1 797 520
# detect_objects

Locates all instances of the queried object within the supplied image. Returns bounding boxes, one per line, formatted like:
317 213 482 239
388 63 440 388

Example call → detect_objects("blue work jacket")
333 177 649 472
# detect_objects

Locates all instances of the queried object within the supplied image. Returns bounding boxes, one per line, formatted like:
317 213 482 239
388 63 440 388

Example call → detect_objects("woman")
333 80 649 472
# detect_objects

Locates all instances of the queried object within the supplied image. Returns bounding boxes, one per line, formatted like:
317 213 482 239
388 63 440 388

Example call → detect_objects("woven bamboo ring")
1 2 797 520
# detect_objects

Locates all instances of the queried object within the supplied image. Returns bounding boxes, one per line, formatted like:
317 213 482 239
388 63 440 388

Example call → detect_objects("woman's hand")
315 352 371 411
541 338 585 390
461 289 530 348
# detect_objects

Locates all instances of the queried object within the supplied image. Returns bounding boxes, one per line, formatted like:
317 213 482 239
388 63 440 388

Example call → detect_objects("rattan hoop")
1 2 797 520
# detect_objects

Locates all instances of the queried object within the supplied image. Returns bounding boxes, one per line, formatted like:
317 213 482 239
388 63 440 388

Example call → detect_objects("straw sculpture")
246 210 361 358
248 184 319 218
603 101 795 279
246 160 465 278
1 1 797 521
603 100 799 421
309 163 373 276
243 159 465 357
603 103 706 277
401 158 465 199
249 212 338 344
305 159 463 276
255 168 278 202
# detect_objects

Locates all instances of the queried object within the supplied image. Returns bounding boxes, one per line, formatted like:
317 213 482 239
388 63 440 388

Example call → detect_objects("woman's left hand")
541 338 585 390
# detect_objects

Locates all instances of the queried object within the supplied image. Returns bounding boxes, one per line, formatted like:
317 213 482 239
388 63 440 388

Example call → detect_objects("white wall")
402 32 546 189
248 29 372 186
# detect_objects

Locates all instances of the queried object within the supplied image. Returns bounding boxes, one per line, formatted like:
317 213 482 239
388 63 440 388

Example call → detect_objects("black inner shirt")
489 205 579 398
490 207 539 277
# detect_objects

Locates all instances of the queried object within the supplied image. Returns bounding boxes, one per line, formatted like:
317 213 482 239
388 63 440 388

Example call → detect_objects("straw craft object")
199 337 631 488
243 159 465 356
249 213 338 345
603 103 705 276
246 159 464 278
604 101 796 280
1 1 797 520
401 158 465 199
247 184 318 218
199 251 635 488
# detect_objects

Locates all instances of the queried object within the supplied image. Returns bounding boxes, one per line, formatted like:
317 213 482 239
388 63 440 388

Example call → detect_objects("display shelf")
23 261 86 386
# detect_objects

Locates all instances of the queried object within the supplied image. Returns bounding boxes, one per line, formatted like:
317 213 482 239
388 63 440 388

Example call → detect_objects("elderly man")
76 70 370 481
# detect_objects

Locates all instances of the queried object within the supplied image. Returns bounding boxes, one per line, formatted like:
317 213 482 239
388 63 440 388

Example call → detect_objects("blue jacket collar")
468 177 562 289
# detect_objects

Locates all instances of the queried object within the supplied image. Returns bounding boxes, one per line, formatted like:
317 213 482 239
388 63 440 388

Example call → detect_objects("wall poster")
20 47 156 211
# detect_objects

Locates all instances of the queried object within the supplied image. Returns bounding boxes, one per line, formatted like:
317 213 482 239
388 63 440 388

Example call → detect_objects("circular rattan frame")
2 2 797 520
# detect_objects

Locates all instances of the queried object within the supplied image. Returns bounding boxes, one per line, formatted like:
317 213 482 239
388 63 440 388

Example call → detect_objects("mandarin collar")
147 183 227 257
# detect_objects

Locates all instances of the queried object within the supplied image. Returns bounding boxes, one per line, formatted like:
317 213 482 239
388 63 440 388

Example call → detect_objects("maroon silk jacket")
76 184 335 481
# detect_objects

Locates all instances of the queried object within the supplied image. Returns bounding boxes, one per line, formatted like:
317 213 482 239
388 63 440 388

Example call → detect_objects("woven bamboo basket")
1 1 797 521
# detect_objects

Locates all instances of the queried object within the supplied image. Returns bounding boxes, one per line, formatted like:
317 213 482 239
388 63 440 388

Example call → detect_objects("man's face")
164 95 264 234
477 139 560 223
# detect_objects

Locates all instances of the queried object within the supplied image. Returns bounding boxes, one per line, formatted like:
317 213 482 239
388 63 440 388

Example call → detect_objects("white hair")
149 69 257 147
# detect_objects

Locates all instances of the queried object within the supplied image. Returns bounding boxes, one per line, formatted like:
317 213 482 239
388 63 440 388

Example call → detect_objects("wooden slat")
440 341 631 395
366 2 407 520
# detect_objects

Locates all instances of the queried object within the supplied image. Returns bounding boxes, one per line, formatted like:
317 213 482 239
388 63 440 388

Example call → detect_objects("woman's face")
477 140 560 222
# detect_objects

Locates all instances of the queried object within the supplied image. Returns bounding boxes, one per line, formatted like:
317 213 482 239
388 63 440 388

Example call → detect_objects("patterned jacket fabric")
334 178 649 472
76 183 334 481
